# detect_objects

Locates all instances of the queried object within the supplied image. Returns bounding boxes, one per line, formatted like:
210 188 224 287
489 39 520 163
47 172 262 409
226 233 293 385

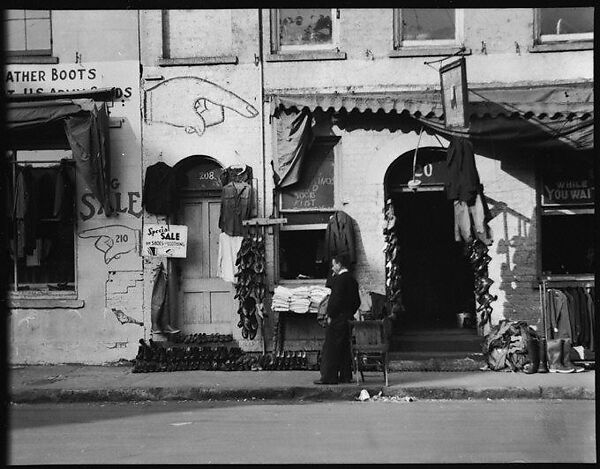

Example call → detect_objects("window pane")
26 18 51 51
280 230 328 280
25 10 50 19
542 215 594 274
402 9 455 41
540 8 593 36
5 19 26 51
10 164 76 291
5 10 25 20
278 9 333 46
167 9 232 57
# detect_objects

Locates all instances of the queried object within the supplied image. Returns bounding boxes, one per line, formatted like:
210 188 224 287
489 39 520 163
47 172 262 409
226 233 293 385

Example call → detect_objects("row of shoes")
383 200 402 306
235 233 267 340
132 340 245 373
468 239 497 327
178 333 233 344
259 351 317 371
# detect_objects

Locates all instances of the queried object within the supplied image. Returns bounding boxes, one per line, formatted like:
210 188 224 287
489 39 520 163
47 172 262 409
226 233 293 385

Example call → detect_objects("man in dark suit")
314 254 361 384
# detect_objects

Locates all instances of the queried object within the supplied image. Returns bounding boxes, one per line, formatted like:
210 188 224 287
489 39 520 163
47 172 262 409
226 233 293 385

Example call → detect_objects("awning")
269 82 593 119
5 91 115 215
269 82 594 149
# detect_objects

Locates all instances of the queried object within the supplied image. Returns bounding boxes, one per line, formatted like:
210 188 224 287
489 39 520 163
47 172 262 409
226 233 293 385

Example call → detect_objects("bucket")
456 312 475 329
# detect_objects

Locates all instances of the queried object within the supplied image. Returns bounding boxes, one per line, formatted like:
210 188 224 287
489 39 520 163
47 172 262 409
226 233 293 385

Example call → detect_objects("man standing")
314 254 361 384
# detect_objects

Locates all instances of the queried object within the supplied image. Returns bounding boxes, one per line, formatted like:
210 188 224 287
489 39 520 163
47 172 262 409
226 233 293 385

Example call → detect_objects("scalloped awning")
269 82 593 119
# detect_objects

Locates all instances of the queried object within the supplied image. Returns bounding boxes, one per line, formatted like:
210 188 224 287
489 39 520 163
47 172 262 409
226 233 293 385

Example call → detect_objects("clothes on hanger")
217 232 244 283
546 286 595 350
219 165 253 237
142 162 180 215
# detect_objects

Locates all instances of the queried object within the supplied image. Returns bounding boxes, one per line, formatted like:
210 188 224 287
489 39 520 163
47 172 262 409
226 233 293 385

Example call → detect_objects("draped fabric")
272 108 314 188
6 98 114 216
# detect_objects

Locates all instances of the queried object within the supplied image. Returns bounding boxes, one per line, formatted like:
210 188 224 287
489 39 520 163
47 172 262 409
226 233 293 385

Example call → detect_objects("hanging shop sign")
439 57 469 130
143 224 188 258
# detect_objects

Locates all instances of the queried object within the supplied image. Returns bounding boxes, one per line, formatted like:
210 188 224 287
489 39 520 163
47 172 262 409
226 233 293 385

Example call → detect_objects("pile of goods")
467 239 497 327
234 233 267 339
481 320 538 372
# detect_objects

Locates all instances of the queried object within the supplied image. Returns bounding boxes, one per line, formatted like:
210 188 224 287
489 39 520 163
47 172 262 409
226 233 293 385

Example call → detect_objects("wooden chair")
349 319 391 386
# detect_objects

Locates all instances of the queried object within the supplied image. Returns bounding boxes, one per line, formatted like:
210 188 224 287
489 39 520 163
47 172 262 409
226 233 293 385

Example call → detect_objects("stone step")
390 334 483 353
388 352 486 372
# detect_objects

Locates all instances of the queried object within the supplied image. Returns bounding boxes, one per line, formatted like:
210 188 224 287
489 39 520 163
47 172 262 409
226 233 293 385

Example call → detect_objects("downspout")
258 8 267 219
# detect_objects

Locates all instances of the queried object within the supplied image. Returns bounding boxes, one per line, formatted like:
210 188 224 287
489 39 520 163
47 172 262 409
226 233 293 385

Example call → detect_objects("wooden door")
178 196 235 334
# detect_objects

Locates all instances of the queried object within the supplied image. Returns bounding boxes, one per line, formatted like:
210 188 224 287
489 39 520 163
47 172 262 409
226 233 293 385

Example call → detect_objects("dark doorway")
391 190 474 330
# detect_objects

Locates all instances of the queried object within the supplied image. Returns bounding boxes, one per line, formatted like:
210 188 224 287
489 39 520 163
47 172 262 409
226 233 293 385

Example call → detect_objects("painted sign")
144 76 258 137
542 177 594 205
79 224 141 264
143 224 188 258
440 57 469 130
281 142 334 210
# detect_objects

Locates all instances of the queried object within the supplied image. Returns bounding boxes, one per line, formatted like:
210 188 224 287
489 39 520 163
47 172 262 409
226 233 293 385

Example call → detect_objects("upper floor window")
5 10 52 56
272 9 338 52
162 9 233 59
536 8 593 43
394 9 463 48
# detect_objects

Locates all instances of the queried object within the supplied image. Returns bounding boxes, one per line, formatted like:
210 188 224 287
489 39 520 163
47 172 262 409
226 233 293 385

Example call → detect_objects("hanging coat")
445 137 480 204
142 162 179 215
325 211 356 266
150 263 168 323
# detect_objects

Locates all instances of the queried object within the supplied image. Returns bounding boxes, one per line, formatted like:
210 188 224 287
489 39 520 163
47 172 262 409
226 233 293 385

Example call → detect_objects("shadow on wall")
486 196 538 326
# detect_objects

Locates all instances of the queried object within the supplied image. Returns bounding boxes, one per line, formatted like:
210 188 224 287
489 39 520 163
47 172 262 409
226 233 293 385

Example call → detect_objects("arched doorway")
384 147 474 331
171 155 235 334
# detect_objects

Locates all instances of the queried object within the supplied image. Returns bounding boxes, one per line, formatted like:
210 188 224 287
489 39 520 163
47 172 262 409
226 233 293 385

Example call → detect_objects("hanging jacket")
142 162 178 215
445 137 480 204
53 159 75 222
325 210 356 266
546 289 572 340
219 181 253 236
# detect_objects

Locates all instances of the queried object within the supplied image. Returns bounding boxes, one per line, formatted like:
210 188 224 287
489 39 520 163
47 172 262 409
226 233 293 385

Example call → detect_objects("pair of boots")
528 338 584 374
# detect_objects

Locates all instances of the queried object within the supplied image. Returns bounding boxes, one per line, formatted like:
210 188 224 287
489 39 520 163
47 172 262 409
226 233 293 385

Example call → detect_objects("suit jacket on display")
142 162 178 215
325 211 356 266
547 289 572 340
445 137 481 204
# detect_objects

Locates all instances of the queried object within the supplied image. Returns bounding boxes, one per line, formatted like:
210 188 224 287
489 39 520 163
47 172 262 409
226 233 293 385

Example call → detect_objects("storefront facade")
4 8 593 364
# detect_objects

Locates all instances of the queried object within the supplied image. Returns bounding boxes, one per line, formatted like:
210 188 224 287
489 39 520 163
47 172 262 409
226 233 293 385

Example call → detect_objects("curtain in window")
272 108 314 188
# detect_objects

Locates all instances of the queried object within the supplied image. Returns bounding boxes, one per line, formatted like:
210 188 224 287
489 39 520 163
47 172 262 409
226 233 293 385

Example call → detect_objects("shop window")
278 139 338 281
536 8 593 44
6 150 76 294
4 10 52 56
539 153 594 277
394 9 463 48
160 9 237 65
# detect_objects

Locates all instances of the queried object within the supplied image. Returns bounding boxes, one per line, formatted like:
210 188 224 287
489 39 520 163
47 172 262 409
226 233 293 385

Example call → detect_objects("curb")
10 385 594 404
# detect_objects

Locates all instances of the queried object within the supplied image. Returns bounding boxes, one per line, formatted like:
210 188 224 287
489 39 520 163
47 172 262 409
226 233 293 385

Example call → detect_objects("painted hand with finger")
145 76 259 136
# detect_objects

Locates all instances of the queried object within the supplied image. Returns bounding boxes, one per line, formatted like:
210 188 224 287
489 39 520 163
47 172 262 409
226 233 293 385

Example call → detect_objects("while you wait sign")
143 224 188 258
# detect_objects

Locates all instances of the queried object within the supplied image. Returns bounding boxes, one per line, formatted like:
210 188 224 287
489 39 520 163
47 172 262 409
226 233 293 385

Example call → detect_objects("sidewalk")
8 364 595 403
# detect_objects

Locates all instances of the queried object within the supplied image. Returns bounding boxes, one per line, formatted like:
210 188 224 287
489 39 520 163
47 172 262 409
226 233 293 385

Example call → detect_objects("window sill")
389 47 471 58
5 56 59 64
528 41 593 53
8 298 85 309
158 56 239 67
278 278 327 287
265 50 347 62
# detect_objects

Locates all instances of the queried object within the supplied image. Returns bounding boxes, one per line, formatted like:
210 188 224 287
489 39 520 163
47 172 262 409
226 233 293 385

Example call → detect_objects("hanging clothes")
53 159 75 222
546 288 573 340
325 210 356 266
217 232 244 283
445 136 480 204
219 165 253 237
150 262 168 331
142 162 179 215
584 288 594 351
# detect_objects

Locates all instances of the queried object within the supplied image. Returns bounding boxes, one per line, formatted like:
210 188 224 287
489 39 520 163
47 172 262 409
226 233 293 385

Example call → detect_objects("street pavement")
8 364 595 403
8 400 596 464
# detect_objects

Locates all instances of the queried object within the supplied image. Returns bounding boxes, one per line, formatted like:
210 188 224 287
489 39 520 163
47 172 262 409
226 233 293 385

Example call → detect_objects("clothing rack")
539 276 595 362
